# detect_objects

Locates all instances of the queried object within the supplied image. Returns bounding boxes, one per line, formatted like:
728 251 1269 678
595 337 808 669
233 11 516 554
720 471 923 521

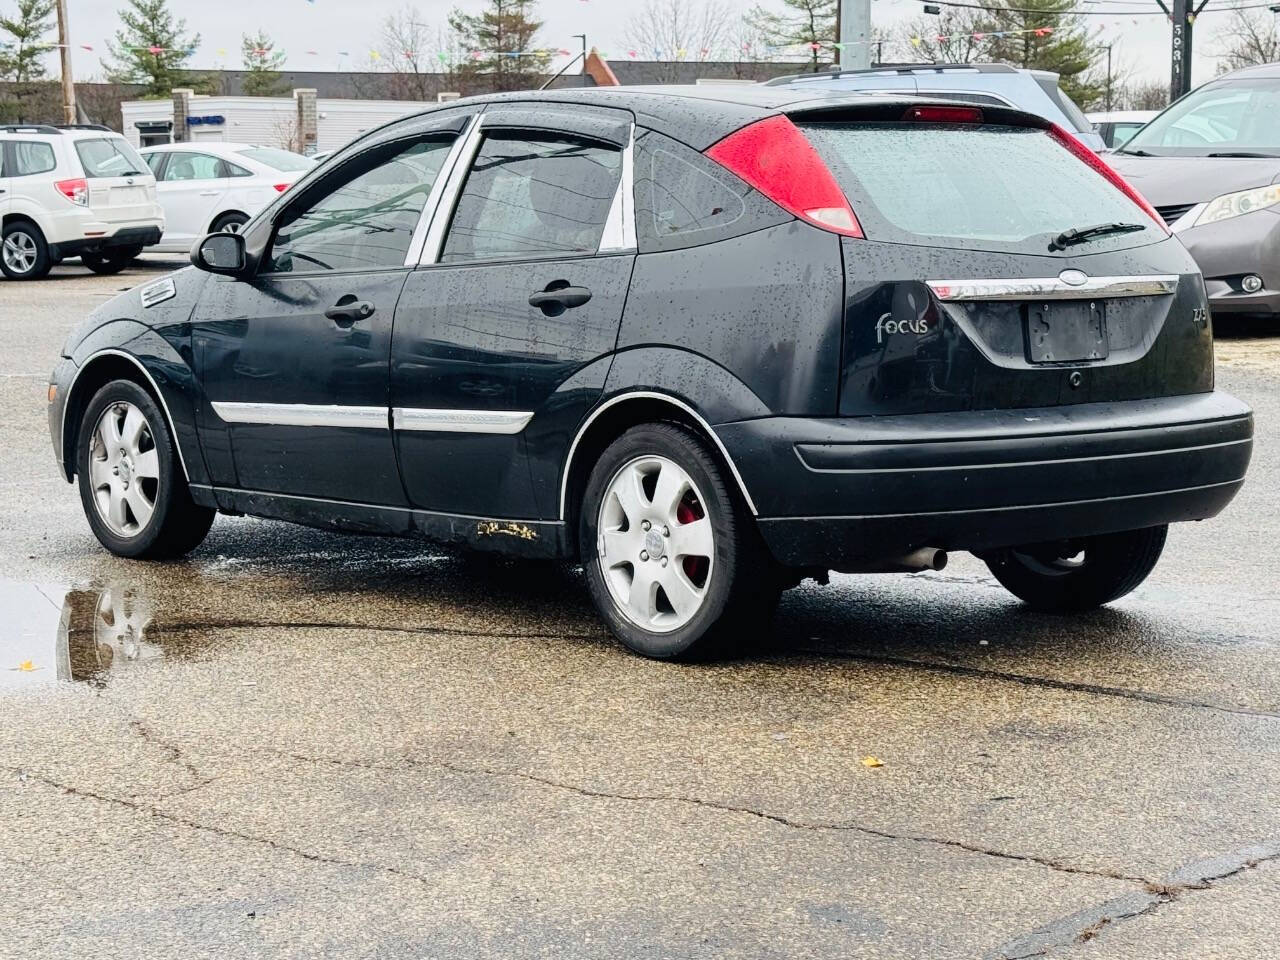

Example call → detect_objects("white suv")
0 124 164 280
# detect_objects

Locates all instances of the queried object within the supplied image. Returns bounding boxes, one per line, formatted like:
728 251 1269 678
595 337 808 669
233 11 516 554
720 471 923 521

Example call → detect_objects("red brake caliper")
676 497 709 585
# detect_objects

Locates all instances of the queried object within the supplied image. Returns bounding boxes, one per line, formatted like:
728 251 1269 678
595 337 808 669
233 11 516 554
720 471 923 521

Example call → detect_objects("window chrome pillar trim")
417 109 488 266
927 275 1179 302
392 408 533 434
403 115 480 267
598 122 636 253
211 402 388 429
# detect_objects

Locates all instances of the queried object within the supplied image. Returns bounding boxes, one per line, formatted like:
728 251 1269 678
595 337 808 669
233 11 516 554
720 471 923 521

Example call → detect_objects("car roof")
1218 61 1280 80
140 141 257 153
387 85 987 151
1086 110 1157 122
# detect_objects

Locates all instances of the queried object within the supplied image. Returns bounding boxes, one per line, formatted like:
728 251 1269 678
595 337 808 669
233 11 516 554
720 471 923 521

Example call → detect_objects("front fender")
60 324 209 487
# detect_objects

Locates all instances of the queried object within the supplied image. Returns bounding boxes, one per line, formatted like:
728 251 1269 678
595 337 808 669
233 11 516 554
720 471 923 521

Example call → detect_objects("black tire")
1 220 52 280
984 525 1168 612
75 379 216 559
579 422 778 660
80 248 140 275
211 212 249 234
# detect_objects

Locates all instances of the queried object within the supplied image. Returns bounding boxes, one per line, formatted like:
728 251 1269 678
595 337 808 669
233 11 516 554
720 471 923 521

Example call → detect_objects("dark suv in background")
48 87 1252 659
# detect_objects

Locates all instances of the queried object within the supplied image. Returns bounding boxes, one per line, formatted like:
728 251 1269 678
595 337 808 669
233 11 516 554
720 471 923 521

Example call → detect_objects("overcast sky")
54 0 1225 93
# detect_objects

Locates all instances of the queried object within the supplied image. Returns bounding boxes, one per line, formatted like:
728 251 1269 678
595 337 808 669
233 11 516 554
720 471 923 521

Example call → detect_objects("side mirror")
191 232 246 276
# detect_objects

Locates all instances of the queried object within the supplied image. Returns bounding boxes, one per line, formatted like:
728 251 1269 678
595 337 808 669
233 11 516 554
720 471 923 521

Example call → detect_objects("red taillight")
903 105 984 124
705 114 863 238
54 178 88 207
1048 124 1168 233
273 182 290 192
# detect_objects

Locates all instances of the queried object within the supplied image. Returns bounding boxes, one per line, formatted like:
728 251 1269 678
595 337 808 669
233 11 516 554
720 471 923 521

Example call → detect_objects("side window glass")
162 153 223 181
226 161 253 177
441 133 622 263
633 130 789 254
268 135 456 274
13 142 56 176
145 152 165 175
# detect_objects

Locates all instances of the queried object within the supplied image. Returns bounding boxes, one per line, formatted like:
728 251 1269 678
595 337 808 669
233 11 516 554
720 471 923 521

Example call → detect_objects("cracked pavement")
1 261 1279 958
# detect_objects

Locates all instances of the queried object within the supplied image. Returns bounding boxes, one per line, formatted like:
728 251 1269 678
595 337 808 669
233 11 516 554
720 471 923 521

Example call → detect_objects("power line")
926 0 1275 14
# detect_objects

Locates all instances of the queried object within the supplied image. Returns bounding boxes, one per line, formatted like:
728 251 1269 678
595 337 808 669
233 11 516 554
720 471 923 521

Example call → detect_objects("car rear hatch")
74 137 157 223
782 102 1212 416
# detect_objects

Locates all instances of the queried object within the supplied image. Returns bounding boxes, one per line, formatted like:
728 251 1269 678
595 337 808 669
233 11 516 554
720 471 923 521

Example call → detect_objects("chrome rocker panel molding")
557 391 760 520
927 275 1180 302
212 402 387 429
392 408 533 434
61 348 193 483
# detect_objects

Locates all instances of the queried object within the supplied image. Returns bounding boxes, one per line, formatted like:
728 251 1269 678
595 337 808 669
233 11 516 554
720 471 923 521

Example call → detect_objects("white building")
120 90 430 154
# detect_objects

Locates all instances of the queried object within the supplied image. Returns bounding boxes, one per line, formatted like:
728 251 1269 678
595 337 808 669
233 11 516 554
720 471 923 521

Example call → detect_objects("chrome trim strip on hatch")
392 408 533 434
927 275 1180 302
211 402 388 429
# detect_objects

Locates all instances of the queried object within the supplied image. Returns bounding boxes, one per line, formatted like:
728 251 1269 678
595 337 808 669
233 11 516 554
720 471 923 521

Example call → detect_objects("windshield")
238 147 316 172
799 122 1161 255
75 138 149 178
1122 78 1280 157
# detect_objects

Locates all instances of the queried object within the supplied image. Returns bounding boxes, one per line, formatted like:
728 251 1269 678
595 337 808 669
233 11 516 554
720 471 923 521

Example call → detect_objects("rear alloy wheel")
1 222 52 280
76 380 216 559
211 212 249 234
581 423 778 660
81 247 142 275
984 525 1168 612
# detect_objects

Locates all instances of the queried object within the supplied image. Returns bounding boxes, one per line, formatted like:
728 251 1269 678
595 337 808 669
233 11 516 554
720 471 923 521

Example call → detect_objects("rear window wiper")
1049 222 1147 251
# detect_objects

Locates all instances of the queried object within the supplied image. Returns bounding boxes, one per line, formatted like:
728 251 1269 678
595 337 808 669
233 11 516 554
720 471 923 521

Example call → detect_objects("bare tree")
624 0 733 81
1113 78 1168 111
376 6 462 100
1210 8 1280 72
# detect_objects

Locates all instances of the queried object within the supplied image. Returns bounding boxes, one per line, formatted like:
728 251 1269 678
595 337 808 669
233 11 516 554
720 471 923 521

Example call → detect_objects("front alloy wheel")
1 223 51 280
76 379 216 559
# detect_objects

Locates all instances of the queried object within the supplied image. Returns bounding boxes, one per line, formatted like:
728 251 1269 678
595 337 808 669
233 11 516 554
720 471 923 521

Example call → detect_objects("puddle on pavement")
2 581 166 690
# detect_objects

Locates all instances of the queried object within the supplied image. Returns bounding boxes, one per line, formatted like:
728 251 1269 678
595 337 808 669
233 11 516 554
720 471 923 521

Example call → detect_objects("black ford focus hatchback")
48 87 1253 659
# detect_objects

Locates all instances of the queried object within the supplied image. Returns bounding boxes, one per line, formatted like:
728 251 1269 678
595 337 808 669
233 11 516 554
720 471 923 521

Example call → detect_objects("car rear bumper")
716 391 1253 569
50 225 163 259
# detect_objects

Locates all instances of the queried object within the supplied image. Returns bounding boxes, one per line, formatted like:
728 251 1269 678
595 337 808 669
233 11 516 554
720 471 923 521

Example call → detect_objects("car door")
156 151 230 246
391 104 635 520
191 111 473 506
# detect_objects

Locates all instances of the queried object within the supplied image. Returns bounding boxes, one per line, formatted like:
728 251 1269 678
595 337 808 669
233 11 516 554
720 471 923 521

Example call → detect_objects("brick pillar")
171 87 193 142
294 88 318 155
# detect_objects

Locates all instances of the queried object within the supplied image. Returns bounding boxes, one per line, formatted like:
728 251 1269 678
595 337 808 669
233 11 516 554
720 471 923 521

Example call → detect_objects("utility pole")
1157 0 1209 102
1102 43 1113 111
839 0 872 71
55 0 76 124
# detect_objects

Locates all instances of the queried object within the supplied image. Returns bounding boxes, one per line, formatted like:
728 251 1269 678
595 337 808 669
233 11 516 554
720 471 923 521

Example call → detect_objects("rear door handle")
529 285 592 312
325 295 375 327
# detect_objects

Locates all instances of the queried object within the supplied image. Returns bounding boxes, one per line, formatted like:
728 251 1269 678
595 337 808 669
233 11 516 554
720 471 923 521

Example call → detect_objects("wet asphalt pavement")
1 259 1278 959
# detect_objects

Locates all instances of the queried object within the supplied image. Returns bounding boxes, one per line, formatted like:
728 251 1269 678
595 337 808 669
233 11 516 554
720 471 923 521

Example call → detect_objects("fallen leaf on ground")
861 756 884 768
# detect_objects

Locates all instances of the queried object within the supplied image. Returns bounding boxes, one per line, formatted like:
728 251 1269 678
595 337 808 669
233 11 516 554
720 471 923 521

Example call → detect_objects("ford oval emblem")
1059 269 1088 287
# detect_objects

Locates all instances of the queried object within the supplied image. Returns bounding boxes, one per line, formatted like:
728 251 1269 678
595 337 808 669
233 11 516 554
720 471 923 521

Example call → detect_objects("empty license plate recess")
1024 301 1107 363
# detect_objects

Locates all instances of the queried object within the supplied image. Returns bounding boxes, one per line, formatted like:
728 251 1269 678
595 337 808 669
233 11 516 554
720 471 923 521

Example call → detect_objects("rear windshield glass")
75 138 148 178
238 147 315 171
799 122 1161 254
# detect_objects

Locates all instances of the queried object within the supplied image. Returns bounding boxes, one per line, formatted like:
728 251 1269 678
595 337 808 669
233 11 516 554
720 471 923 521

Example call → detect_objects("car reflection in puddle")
2 582 162 689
